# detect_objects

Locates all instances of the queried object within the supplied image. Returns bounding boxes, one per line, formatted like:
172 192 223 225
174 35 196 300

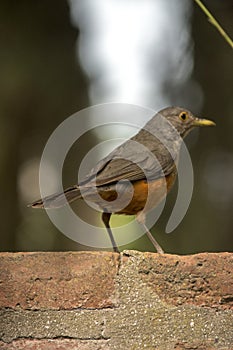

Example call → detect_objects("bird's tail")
29 185 81 209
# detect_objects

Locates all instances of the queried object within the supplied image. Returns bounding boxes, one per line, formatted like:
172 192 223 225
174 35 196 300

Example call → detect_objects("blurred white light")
203 150 233 208
69 0 193 108
18 158 60 204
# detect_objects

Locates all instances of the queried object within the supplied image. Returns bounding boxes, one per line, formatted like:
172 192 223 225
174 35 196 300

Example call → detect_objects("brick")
134 252 233 309
0 252 119 310
0 251 232 349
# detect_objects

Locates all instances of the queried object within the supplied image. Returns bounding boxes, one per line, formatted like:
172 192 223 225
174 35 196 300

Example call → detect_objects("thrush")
30 106 215 253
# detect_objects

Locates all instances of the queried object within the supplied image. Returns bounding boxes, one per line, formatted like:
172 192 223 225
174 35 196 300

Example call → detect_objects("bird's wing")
79 129 177 187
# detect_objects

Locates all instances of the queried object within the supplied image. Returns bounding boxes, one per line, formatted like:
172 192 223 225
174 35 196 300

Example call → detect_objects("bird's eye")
179 111 188 121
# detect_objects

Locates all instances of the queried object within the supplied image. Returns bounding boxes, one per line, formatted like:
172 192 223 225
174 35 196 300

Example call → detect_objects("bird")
30 106 215 254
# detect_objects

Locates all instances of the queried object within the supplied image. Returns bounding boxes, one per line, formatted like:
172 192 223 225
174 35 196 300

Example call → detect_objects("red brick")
0 252 119 310
138 252 233 309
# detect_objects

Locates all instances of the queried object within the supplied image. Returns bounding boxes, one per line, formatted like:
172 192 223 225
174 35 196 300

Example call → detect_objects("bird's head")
160 106 216 138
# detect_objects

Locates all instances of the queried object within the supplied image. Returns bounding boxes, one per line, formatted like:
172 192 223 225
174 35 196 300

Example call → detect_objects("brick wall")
0 251 232 349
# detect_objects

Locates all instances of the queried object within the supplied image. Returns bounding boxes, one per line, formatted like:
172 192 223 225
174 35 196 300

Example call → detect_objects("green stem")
194 0 233 49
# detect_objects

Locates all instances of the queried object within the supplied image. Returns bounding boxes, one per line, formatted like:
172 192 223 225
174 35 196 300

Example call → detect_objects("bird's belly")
119 173 176 215
94 171 177 215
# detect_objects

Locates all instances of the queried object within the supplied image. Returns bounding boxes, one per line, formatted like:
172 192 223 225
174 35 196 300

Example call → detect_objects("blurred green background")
0 0 232 254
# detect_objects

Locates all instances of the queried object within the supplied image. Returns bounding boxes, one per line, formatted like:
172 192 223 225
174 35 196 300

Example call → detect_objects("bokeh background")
0 0 232 254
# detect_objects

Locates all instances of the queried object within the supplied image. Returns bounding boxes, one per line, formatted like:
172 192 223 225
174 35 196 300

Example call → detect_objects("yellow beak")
193 118 216 127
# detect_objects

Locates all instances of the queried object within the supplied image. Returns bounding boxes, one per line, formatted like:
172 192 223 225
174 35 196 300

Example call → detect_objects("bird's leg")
102 211 120 253
136 212 164 254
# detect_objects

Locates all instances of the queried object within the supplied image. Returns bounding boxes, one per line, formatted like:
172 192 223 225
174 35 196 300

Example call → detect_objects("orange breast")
98 171 176 215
